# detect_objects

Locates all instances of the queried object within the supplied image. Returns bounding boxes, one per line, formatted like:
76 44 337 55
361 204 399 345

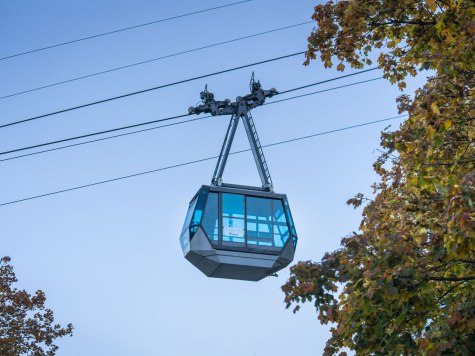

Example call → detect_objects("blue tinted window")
272 200 289 248
246 197 273 248
180 196 198 251
190 190 207 229
180 230 189 250
189 191 207 237
181 197 197 236
284 199 297 237
222 193 244 218
222 194 245 245
202 192 219 242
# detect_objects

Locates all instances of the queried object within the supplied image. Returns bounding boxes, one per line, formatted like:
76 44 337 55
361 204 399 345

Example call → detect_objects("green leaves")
284 0 475 354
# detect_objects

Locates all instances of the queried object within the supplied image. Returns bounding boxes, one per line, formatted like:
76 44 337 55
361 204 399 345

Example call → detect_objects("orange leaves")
426 0 437 12
0 257 73 354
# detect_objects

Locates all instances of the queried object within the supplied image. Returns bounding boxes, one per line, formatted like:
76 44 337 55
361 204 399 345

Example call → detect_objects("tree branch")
437 280 466 302
429 275 475 282
457 259 475 265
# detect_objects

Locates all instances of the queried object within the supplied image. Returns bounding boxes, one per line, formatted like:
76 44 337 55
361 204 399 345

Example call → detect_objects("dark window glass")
191 190 207 226
246 197 273 248
180 196 198 250
284 199 297 237
202 192 219 242
222 194 245 245
181 196 197 236
272 199 290 248
190 190 208 237
180 230 189 250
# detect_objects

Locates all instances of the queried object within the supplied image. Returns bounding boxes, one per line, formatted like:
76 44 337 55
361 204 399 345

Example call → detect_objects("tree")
0 257 73 355
282 1 474 354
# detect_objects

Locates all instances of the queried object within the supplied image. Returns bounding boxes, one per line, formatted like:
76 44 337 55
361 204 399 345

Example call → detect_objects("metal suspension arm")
241 112 273 191
188 75 277 191
212 114 239 186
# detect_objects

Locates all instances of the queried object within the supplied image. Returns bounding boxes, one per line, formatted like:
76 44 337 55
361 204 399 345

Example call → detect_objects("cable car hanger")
189 73 277 192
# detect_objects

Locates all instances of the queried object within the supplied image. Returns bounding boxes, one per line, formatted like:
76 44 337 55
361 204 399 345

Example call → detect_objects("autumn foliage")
283 1 474 354
0 257 73 355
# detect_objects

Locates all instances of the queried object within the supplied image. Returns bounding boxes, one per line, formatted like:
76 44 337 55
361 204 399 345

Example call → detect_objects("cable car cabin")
180 76 298 281
180 184 297 281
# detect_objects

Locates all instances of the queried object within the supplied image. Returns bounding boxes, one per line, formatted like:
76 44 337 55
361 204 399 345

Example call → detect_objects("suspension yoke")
188 76 278 117
187 74 276 191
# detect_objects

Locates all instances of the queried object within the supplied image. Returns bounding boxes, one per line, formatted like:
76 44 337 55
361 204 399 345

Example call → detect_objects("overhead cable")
0 117 212 162
0 0 254 61
0 51 305 129
266 77 382 105
278 68 378 95
0 114 406 207
0 73 381 156
0 77 383 163
0 21 312 100
0 113 190 155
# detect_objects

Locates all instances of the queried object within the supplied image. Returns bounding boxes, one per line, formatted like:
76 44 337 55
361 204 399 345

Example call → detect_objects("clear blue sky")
1 1 426 355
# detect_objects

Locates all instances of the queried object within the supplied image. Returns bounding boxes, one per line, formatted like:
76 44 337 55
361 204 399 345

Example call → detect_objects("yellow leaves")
288 2 475 353
440 28 456 44
408 174 418 186
426 125 436 139
415 227 429 245
427 146 433 158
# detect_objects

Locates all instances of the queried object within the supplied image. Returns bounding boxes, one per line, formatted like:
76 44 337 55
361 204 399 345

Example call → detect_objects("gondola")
179 75 298 281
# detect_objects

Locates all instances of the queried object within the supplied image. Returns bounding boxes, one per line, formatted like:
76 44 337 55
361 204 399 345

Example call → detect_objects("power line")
0 77 382 163
0 21 312 100
0 77 382 162
0 0 254 61
0 72 381 157
0 51 305 130
278 68 378 95
266 77 382 105
1 77 383 162
0 116 213 162
0 114 406 207
0 113 190 156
